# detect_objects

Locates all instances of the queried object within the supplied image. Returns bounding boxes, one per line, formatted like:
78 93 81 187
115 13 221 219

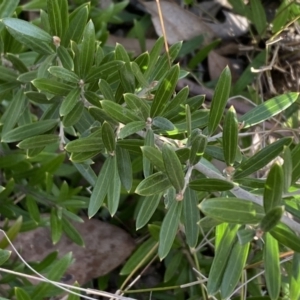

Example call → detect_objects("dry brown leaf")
141 0 215 45
3 217 135 285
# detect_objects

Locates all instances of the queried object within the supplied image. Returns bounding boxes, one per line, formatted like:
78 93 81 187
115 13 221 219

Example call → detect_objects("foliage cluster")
0 0 300 299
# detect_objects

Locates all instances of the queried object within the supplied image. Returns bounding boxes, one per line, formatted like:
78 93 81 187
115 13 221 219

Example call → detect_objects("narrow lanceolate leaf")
158 201 182 259
47 0 62 37
98 79 115 101
186 104 192 136
101 100 142 124
150 64 180 117
199 198 265 224
88 156 115 218
264 233 281 300
189 178 234 192
0 216 22 249
116 146 132 192
131 61 149 88
0 249 11 266
32 78 73 96
124 93 150 120
17 134 59 149
223 106 238 166
48 66 80 84
143 129 154 178
250 0 267 36
50 208 62 244
62 100 84 127
136 193 162 230
282 146 292 192
15 288 31 300
1 89 25 135
119 121 145 139
183 188 200 248
119 62 135 93
207 66 231 135
162 143 185 192
263 163 283 213
141 146 165 173
189 134 207 166
239 92 299 128
57 46 74 70
2 119 58 143
107 158 121 216
233 137 292 179
270 223 300 253
60 88 81 116
102 121 116 152
207 224 239 296
290 253 300 300
152 116 174 131
135 172 171 196
220 241 250 299
260 206 284 232
66 138 103 153
79 20 95 78
291 143 300 184
1 18 52 42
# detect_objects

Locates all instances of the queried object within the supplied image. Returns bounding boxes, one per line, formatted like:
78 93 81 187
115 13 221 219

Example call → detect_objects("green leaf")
220 241 250 298
1 89 25 135
15 288 31 300
63 4 89 45
290 253 300 300
263 163 283 213
26 196 41 224
239 92 299 128
32 78 73 96
207 66 231 135
135 172 171 196
0 0 19 21
66 137 103 153
70 151 100 162
119 121 145 139
233 137 292 179
152 116 174 131
131 61 149 88
85 61 125 83
264 233 280 300
79 20 95 78
183 187 200 248
136 193 162 230
101 100 142 124
143 128 154 178
88 156 115 217
260 206 284 233
62 217 84 246
237 228 255 245
107 157 121 216
158 201 182 259
17 134 58 149
162 143 185 193
185 104 192 136
62 100 84 127
189 133 207 165
282 146 292 192
48 66 79 83
270 223 300 253
0 249 10 265
189 178 234 192
124 93 150 120
102 121 116 152
250 0 267 36
199 198 264 224
223 106 238 166
116 146 132 192
98 79 115 101
207 224 240 295
2 119 58 143
120 238 157 275
50 208 62 244
141 146 165 173
2 17 52 42
47 0 62 37
119 62 135 93
57 46 74 70
291 143 300 184
59 88 81 117
0 216 22 249
150 64 180 117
